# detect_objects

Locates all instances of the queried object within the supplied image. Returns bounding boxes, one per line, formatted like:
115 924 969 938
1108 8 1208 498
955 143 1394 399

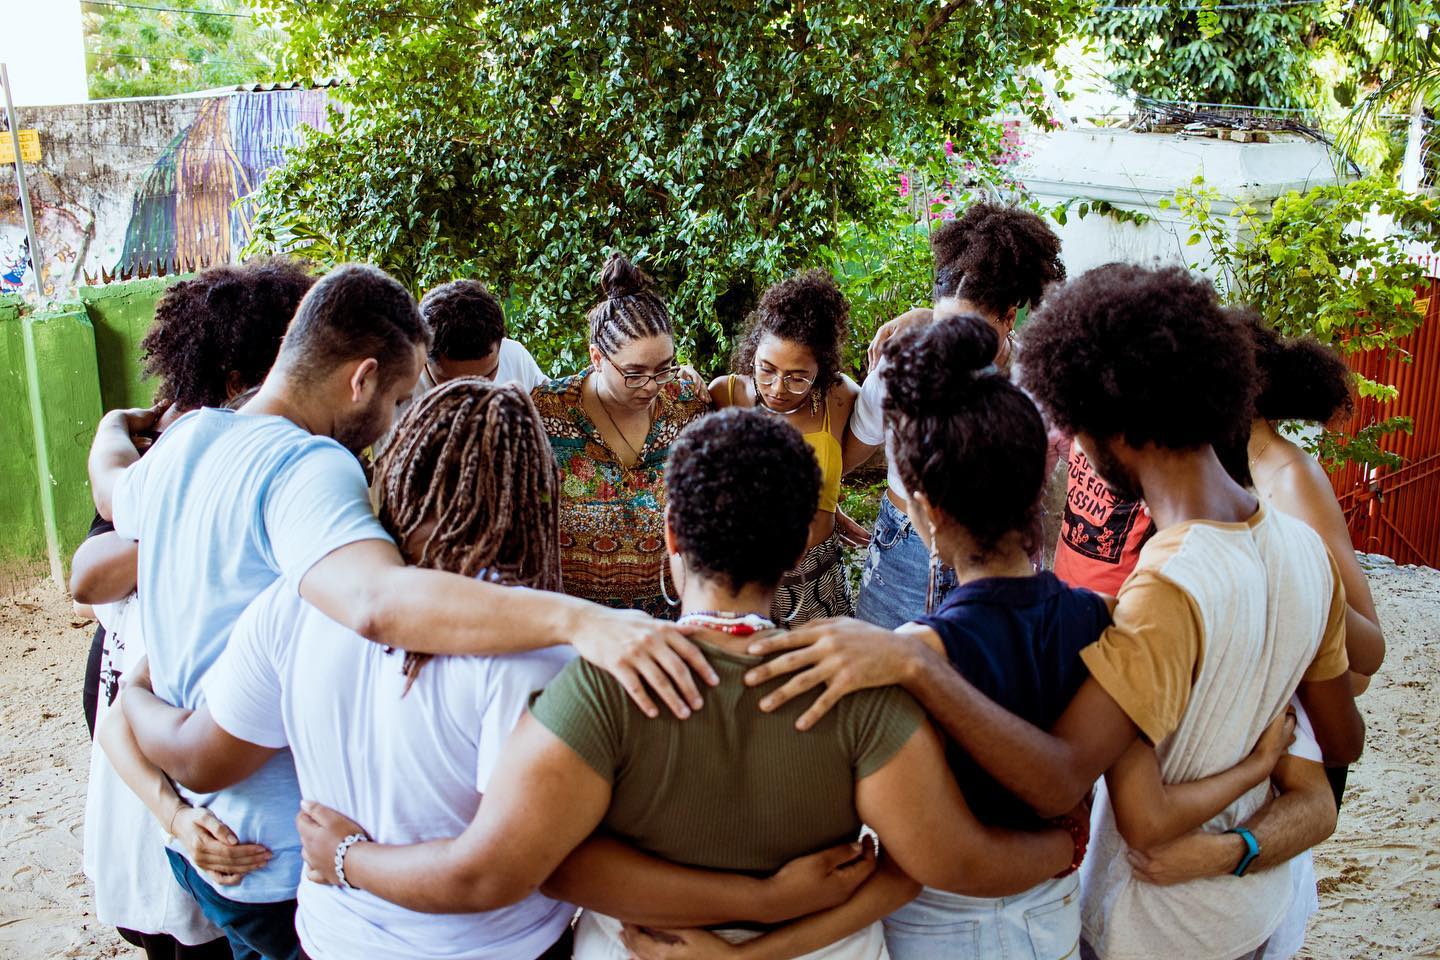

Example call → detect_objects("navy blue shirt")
917 571 1111 830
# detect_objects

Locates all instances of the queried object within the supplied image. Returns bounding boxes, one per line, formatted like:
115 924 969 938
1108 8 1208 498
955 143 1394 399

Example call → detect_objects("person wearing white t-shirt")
415 279 549 391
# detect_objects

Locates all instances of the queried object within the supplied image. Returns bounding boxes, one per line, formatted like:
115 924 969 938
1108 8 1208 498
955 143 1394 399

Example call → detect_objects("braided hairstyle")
374 378 562 689
932 202 1065 315
883 314 1048 561
586 253 673 354
733 269 848 393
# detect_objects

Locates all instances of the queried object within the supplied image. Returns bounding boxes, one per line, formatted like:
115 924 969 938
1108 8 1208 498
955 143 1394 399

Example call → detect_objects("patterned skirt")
770 530 854 627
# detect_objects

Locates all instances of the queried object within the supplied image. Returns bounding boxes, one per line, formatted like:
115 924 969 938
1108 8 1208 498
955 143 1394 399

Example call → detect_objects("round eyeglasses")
754 363 815 395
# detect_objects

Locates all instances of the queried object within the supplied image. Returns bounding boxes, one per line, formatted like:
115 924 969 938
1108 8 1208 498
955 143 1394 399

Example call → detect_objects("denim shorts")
885 874 1080 960
855 495 957 629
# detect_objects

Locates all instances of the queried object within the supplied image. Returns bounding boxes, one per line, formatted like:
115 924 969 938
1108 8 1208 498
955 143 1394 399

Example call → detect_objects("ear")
347 357 382 403
663 506 678 556
999 305 1018 331
224 370 246 400
588 344 605 370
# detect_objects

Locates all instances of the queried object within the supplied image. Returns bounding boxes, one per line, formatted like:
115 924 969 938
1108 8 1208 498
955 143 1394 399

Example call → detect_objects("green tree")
245 0 1085 373
84 0 283 100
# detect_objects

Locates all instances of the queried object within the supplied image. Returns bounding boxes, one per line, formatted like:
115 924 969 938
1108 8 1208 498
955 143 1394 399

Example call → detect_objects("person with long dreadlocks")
532 252 712 619
113 379 578 960
710 270 861 625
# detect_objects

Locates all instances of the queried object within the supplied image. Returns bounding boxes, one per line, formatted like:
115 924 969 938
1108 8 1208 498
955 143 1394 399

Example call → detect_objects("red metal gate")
1329 276 1440 567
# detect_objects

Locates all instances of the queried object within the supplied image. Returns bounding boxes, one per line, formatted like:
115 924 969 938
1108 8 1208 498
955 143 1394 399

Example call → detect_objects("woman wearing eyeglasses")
710 270 861 625
532 253 713 618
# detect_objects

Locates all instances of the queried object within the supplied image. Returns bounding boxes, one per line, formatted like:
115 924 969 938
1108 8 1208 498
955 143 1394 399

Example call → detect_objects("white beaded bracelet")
334 833 369 891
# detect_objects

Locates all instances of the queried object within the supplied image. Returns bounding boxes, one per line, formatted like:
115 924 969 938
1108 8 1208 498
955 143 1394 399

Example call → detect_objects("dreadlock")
374 378 562 690
586 252 673 354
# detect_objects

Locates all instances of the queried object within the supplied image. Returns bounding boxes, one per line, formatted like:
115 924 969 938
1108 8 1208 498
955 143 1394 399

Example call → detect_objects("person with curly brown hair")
846 202 1065 629
748 263 1364 960
710 270 860 625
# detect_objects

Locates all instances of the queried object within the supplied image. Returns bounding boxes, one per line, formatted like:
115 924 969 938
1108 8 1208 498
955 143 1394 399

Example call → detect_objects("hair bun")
883 314 999 416
599 252 654 301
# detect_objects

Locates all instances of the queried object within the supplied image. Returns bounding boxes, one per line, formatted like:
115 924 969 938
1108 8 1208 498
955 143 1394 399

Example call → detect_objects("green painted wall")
0 297 46 588
79 277 176 412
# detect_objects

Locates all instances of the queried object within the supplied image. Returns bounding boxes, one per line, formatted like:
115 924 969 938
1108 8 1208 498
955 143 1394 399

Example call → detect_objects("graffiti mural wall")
1 84 335 298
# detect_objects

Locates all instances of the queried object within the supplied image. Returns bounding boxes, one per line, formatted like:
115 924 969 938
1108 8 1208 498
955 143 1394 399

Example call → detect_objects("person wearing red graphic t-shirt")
1052 438 1153 596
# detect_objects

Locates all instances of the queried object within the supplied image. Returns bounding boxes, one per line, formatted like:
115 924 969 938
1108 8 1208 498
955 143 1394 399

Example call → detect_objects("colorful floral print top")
531 369 712 618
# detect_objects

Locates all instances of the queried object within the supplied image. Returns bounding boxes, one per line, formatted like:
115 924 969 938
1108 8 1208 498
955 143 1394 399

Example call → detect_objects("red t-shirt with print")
1053 439 1153 596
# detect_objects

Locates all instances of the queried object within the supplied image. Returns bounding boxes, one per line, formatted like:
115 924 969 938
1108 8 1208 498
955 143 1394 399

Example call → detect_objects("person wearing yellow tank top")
709 270 861 626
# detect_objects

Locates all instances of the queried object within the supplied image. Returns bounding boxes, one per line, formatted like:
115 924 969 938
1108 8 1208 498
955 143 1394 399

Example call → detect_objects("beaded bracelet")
334 833 369 891
1049 813 1088 878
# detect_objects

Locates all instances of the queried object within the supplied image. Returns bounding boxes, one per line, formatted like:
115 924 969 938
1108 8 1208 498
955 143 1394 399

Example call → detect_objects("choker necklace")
677 611 777 636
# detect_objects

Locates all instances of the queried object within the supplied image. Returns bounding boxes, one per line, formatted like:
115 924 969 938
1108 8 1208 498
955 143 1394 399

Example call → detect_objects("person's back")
212 580 574 959
1080 506 1345 958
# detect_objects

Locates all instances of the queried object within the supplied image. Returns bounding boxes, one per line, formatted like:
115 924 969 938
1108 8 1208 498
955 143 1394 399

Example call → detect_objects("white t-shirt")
111 408 393 903
417 338 550 393
83 595 223 945
1259 700 1323 960
203 580 575 960
851 361 906 497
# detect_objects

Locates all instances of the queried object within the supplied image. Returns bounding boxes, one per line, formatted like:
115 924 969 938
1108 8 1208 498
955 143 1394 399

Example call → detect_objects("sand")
1 560 1437 959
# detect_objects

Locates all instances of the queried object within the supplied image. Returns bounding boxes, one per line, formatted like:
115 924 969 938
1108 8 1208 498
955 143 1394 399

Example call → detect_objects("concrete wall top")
79 276 180 411
1017 129 1349 213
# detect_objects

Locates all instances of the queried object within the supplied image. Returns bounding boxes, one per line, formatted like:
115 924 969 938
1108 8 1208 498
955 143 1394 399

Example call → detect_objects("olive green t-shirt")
530 637 924 873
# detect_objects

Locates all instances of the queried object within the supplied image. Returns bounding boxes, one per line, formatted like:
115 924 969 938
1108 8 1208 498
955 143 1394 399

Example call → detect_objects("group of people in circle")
72 199 1381 960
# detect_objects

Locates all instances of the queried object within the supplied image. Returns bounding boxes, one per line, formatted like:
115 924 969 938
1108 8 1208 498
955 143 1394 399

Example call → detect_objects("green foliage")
1168 175 1440 470
1049 196 1153 228
245 0 1085 375
84 0 283 100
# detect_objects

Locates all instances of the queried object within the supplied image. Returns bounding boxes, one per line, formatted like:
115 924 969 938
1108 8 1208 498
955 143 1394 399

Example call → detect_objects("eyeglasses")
755 363 815 395
602 350 679 389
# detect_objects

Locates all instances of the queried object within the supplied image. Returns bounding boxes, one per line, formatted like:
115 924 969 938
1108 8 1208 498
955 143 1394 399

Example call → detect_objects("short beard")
1088 440 1143 503
334 395 392 456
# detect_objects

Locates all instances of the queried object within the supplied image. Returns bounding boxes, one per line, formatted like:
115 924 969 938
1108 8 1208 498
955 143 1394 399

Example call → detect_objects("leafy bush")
245 0 1086 375
1167 175 1440 470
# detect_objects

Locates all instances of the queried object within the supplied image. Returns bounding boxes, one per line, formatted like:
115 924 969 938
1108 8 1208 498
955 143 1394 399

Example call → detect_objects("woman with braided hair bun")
532 252 712 617
103 377 580 960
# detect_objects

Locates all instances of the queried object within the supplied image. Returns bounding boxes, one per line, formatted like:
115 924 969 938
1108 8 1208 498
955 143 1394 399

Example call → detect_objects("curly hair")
140 257 314 409
374 378 562 690
1239 309 1354 424
586 253 673 354
883 315 1048 560
1018 263 1257 452
733 270 848 393
420 280 507 361
932 202 1066 315
667 408 819 592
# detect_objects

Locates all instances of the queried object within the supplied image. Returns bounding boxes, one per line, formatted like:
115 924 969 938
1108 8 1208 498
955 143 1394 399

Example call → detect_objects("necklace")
1249 434 1275 470
591 377 650 463
677 611 777 636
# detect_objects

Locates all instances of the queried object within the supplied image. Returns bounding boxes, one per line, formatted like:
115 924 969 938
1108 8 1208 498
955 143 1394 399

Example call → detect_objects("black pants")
119 928 233 960
83 623 105 738
1326 764 1350 811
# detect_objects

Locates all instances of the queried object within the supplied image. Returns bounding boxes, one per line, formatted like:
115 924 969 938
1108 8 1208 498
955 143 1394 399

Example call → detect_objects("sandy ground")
1 560 1436 959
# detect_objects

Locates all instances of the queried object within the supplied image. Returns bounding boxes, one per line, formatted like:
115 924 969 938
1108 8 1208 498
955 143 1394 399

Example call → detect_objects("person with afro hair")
69 257 315 960
746 263 1364 960
846 202 1066 630
711 269 862 625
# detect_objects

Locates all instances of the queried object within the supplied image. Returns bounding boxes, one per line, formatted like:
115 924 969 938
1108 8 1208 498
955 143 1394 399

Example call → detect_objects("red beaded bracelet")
1050 813 1088 878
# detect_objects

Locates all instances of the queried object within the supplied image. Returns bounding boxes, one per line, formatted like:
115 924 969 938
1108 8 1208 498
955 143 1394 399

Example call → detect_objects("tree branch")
897 0 970 71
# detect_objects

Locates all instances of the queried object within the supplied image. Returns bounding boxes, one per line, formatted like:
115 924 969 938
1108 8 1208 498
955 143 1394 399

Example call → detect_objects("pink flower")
944 140 954 157
898 174 911 197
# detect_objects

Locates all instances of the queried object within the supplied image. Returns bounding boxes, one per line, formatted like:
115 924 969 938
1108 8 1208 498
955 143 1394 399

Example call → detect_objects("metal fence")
1330 273 1440 566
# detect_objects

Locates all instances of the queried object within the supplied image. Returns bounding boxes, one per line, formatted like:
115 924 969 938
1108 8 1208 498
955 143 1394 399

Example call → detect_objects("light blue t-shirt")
111 408 392 904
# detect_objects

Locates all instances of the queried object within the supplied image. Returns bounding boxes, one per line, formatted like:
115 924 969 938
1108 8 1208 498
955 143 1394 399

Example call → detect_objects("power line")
81 0 253 18
92 51 251 66
1094 0 1328 11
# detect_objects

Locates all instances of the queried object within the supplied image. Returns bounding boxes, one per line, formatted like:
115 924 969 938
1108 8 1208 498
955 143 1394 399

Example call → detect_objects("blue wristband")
1226 826 1260 877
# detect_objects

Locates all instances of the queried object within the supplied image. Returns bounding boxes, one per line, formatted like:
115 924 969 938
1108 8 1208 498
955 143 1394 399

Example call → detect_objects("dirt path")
1 560 1436 959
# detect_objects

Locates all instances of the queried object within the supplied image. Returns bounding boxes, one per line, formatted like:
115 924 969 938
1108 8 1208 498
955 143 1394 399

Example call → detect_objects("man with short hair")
89 263 714 959
747 263 1364 960
416 279 549 390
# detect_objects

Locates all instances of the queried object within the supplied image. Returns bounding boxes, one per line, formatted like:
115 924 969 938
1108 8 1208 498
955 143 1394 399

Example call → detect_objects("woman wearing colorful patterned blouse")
709 271 860 625
532 253 712 617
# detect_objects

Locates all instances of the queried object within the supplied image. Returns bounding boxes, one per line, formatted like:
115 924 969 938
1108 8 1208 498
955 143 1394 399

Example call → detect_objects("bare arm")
300 712 612 914
1105 711 1292 851
121 683 277 794
745 620 1138 818
1128 754 1336 885
300 539 717 720
87 406 163 520
1297 674 1364 765
543 834 876 928
70 532 138 605
620 853 919 960
1268 458 1384 675
856 722 1074 896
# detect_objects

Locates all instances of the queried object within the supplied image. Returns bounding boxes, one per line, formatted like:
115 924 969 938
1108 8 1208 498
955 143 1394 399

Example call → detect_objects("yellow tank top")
729 376 843 514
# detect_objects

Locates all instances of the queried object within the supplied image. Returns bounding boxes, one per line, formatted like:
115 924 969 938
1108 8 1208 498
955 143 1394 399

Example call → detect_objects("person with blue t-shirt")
88 264 718 960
